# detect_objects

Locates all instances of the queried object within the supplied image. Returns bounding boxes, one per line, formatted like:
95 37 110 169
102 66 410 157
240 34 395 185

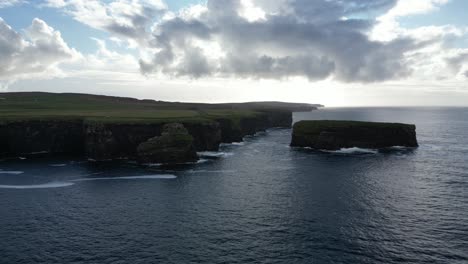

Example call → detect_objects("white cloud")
385 0 449 18
0 17 80 83
42 0 468 86
0 0 25 8
372 0 451 41
368 0 468 82
45 0 167 47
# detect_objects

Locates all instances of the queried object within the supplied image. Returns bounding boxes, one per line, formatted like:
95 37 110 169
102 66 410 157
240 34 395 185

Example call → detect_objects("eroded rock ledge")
291 120 418 150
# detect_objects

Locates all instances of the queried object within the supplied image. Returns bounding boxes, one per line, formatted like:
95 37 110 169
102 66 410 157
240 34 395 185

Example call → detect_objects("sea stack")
137 123 198 164
290 120 418 150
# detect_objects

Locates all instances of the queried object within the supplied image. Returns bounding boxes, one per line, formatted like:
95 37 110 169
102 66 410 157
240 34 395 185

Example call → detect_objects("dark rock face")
215 118 243 143
137 123 198 164
0 110 295 161
261 110 292 128
84 121 221 160
85 123 163 160
0 120 84 158
184 122 221 151
291 120 418 150
216 111 292 143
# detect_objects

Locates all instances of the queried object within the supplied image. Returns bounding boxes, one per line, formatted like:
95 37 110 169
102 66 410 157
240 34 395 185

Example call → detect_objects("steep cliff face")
0 110 295 161
84 120 222 160
84 122 162 160
215 118 244 143
0 125 9 158
261 110 292 128
216 111 292 143
291 120 418 150
184 122 221 151
0 120 84 157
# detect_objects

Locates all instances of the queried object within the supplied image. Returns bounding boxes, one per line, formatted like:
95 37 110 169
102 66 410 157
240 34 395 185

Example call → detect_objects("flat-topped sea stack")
291 120 418 150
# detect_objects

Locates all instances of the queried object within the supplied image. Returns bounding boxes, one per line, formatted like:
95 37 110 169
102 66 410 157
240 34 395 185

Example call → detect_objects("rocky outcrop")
137 123 198 164
291 120 418 150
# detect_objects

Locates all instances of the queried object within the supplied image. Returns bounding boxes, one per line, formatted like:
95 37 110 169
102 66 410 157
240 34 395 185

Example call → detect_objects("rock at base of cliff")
137 123 198 164
290 120 418 150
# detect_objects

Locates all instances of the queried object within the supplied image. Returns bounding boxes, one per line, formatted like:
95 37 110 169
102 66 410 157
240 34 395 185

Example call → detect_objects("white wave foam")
0 182 75 189
323 147 378 154
196 159 210 164
384 146 409 150
220 142 246 148
197 151 233 158
0 171 24 175
71 174 177 182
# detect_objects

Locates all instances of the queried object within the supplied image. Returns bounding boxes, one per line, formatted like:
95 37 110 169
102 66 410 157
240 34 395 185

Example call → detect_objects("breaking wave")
322 147 379 154
0 171 24 175
0 182 75 189
220 142 245 147
197 151 234 158
71 175 177 182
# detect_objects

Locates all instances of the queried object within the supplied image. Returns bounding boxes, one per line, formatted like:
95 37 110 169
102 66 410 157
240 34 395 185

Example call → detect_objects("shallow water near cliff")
1 107 468 263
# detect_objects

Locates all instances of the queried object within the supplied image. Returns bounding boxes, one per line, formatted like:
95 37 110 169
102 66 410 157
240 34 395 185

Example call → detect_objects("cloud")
0 17 79 82
0 0 25 8
45 0 167 46
445 50 468 78
372 0 451 41
137 0 430 82
46 0 464 83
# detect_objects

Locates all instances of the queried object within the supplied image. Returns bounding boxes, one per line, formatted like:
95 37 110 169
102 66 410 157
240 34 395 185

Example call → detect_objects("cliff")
291 120 418 150
84 120 221 160
0 92 310 162
0 119 84 157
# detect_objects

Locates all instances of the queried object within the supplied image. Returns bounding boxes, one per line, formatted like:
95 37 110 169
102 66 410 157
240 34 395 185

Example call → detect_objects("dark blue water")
1 107 468 264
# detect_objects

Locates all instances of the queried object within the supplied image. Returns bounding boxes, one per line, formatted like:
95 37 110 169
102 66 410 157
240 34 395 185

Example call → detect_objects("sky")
0 0 467 106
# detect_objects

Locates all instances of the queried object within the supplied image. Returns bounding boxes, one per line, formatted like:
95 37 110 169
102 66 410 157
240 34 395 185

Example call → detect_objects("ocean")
1 107 467 263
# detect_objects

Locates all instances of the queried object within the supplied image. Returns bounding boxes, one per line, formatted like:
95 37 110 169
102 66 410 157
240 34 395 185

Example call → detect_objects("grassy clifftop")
0 92 316 124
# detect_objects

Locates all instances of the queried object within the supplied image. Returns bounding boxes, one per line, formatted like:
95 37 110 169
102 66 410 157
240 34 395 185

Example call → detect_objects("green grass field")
0 92 295 124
